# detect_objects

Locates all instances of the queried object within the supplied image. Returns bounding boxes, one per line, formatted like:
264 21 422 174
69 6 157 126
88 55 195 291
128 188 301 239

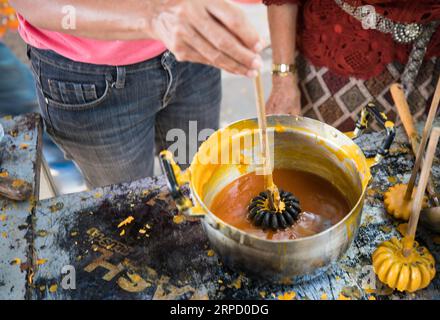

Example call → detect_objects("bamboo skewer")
391 82 440 206
253 72 280 210
391 84 420 151
403 128 440 256
390 78 440 201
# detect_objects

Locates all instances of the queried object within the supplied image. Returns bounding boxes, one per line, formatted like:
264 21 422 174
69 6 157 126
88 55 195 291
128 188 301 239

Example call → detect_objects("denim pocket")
44 79 111 111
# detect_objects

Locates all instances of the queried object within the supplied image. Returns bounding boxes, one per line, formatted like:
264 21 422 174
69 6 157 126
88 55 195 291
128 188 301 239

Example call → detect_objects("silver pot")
160 112 394 283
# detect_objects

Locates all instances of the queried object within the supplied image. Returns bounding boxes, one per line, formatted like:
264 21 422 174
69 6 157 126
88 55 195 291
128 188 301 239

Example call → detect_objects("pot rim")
189 115 371 244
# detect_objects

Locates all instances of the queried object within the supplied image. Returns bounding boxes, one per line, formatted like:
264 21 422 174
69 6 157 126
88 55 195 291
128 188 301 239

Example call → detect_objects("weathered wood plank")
30 122 440 300
0 113 42 300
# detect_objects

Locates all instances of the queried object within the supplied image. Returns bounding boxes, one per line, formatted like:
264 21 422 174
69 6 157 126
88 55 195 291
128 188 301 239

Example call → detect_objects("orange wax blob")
209 169 351 240
384 183 429 221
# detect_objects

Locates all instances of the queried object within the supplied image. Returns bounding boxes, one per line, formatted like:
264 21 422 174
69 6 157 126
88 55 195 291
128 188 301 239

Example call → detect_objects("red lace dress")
264 0 440 130
264 0 440 79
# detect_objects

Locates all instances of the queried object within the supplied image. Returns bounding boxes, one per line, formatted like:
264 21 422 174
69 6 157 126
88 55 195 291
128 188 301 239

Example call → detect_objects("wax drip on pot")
247 72 302 231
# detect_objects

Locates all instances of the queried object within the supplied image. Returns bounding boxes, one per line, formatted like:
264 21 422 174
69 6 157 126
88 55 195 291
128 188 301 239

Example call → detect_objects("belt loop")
161 50 170 67
115 67 126 89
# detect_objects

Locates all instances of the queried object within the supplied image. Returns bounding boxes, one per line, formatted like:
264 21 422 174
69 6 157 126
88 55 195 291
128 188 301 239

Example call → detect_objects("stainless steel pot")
160 109 394 283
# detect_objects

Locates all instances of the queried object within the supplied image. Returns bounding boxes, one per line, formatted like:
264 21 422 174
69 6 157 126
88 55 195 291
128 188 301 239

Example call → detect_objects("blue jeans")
28 47 221 188
0 42 38 116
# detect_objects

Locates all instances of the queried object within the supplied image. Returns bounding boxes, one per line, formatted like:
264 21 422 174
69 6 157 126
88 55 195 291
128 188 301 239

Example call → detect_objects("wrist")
272 72 298 87
271 63 296 77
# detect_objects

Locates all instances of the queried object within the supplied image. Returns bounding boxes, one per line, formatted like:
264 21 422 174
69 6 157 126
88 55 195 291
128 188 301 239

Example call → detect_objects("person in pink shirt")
10 0 264 188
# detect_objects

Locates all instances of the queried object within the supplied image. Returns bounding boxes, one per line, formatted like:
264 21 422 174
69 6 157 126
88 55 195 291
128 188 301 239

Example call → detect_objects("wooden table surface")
0 113 42 299
1 113 439 300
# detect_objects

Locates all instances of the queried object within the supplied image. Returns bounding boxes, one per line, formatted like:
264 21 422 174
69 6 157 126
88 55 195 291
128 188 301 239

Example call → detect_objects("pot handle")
159 150 205 217
351 102 396 165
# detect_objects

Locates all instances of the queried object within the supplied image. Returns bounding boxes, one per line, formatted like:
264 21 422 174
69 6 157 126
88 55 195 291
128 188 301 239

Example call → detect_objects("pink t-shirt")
17 14 167 66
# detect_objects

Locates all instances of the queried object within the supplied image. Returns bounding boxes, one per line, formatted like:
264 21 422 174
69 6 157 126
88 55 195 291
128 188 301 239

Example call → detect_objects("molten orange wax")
209 169 351 240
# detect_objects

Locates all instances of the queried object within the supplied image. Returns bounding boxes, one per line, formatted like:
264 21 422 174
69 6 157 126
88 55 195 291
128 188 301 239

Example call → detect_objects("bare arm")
268 3 298 65
266 3 301 115
10 0 155 40
10 0 263 76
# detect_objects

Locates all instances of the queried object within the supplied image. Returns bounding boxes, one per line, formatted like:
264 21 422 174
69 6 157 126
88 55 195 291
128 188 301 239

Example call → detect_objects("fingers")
189 5 262 75
152 0 263 76
206 0 263 52
178 24 257 76
173 40 212 66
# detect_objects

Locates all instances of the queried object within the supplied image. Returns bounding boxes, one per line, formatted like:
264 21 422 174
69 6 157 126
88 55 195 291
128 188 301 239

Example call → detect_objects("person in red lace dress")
264 0 440 131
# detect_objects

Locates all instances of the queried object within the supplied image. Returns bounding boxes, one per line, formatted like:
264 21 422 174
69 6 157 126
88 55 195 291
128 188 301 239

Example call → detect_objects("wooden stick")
403 128 440 256
403 77 440 200
253 72 280 209
391 83 440 206
391 83 419 151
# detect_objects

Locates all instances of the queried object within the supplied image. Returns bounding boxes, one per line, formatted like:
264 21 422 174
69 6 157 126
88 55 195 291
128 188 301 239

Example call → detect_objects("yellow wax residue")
173 215 185 224
337 293 351 300
367 188 382 197
366 157 377 168
230 277 242 290
387 176 398 184
397 223 408 236
10 258 21 265
261 198 285 213
49 284 58 293
1 232 7 238
278 291 296 300
119 229 125 236
274 124 287 133
318 140 371 188
320 293 328 300
380 225 392 233
0 171 9 178
12 179 26 188
344 131 355 139
368 296 376 300
207 249 215 257
36 259 47 265
364 287 375 294
237 153 249 175
94 192 103 199
19 143 29 150
385 120 394 129
126 272 142 283
0 214 7 222
117 216 134 228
